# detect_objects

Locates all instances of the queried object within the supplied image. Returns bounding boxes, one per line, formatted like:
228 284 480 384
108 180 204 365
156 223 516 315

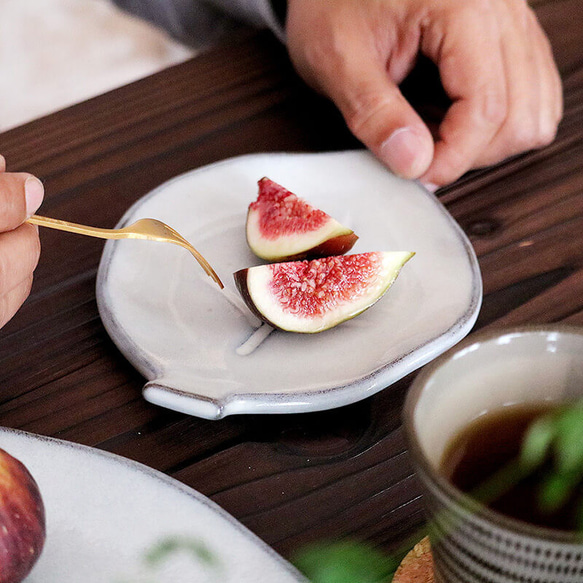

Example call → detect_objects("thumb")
332 63 434 180
0 173 44 231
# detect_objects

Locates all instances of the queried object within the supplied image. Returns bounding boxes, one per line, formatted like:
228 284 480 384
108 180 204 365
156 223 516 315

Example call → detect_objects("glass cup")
403 325 583 583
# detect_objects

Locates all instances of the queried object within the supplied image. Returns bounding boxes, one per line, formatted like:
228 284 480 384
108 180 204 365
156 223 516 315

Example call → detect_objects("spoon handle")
28 214 223 288
27 214 120 239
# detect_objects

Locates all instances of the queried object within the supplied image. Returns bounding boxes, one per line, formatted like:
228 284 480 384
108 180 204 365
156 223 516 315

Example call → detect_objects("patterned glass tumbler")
403 326 583 583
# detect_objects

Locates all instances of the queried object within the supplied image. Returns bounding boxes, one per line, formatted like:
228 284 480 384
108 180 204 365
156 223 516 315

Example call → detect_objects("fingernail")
421 182 439 193
380 128 428 179
0 155 5 171
25 177 44 217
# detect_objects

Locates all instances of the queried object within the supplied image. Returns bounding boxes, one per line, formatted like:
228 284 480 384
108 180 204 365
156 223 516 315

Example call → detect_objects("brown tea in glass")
440 402 582 532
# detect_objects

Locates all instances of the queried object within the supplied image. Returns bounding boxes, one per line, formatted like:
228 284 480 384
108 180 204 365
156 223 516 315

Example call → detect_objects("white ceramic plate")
97 151 482 419
0 428 305 582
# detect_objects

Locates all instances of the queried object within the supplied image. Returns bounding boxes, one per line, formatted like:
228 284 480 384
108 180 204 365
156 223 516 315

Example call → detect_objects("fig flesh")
246 178 358 261
234 251 414 333
0 448 45 583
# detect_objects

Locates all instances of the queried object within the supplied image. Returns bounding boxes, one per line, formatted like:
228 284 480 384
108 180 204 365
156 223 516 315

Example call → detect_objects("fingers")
0 275 34 329
421 0 563 186
420 3 508 185
0 223 41 293
0 172 44 231
468 6 562 168
333 58 435 179
286 0 434 179
0 159 44 328
0 224 40 327
285 0 562 187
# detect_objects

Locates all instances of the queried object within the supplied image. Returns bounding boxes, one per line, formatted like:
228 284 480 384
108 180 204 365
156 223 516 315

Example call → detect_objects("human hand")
285 0 563 188
0 155 43 328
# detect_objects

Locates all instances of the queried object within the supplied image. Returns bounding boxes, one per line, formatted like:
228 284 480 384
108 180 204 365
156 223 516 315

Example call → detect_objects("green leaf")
538 472 577 513
144 536 218 568
519 414 556 472
554 406 583 474
292 541 399 583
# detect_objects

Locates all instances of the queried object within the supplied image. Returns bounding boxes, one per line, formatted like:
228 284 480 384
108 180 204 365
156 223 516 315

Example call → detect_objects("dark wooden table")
0 0 582 566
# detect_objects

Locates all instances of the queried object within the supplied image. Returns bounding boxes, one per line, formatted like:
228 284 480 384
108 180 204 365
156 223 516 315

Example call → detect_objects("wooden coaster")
392 537 434 583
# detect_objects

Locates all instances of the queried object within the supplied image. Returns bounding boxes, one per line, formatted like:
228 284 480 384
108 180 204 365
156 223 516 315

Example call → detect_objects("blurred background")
0 0 195 131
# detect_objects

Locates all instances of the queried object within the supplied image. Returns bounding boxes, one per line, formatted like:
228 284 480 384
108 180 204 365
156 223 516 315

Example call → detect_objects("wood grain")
0 0 581 563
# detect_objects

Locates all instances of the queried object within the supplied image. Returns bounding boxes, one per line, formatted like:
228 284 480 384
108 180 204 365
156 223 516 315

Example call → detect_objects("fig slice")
246 177 358 261
234 251 414 333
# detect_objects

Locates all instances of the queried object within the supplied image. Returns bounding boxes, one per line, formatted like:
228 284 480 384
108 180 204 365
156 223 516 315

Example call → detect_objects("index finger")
420 5 508 185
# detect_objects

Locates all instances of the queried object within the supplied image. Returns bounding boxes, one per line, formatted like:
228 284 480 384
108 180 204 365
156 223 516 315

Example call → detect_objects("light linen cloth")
0 0 194 131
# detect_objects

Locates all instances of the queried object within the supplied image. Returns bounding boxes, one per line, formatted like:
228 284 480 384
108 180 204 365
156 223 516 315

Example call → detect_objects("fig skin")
235 267 277 328
0 448 46 583
234 251 414 334
246 177 358 262
292 231 359 261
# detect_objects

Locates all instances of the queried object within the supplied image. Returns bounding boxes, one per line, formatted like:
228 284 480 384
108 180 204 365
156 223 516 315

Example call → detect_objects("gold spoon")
28 214 223 289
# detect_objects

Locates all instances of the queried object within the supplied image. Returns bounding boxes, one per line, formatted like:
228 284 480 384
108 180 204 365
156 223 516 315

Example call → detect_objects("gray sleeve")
211 0 284 40
111 0 285 50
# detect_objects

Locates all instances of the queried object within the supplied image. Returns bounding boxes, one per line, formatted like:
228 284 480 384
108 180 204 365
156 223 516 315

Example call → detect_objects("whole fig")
0 448 45 583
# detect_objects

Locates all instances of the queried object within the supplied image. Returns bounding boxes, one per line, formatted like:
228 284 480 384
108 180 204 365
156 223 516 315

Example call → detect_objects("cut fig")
234 251 414 333
246 177 358 261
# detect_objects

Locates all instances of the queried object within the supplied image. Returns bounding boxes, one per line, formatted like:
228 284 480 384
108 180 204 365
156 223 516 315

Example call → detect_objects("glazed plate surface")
97 151 482 419
0 428 305 582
